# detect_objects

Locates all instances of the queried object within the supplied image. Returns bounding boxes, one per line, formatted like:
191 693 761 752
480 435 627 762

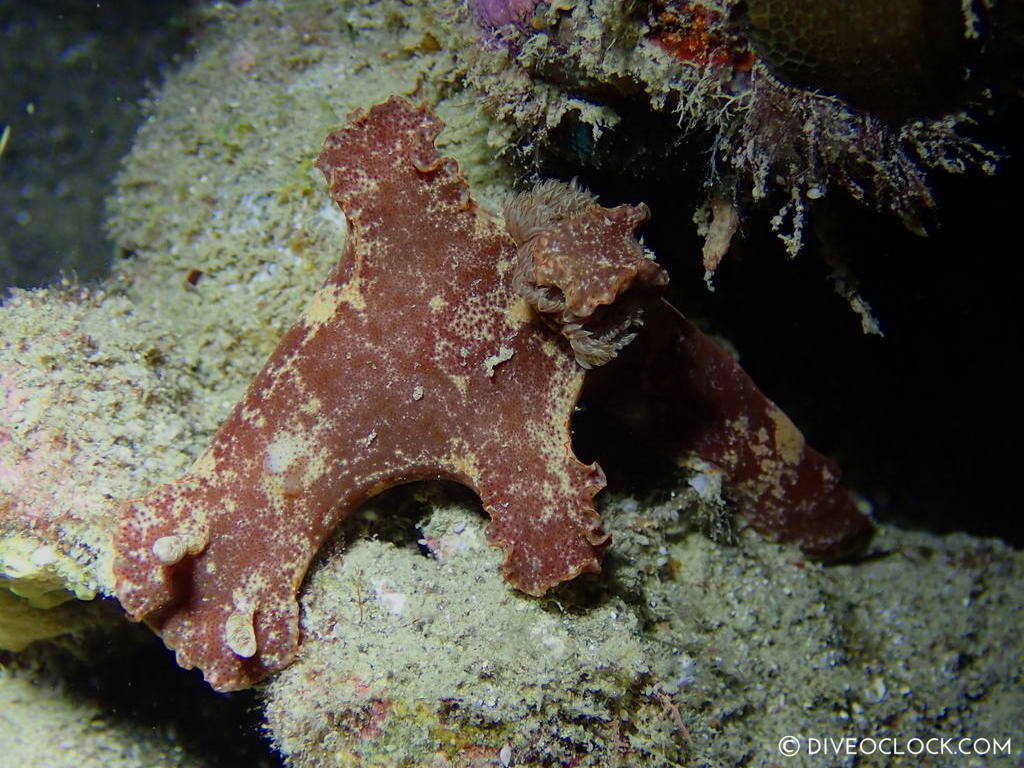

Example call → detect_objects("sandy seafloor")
1 1 1021 767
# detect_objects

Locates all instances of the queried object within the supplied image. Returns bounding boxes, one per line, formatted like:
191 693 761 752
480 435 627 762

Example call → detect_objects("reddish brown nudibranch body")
113 97 870 692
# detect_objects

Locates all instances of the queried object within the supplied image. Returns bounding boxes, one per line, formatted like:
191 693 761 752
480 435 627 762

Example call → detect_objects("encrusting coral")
459 0 1002 260
112 96 870 692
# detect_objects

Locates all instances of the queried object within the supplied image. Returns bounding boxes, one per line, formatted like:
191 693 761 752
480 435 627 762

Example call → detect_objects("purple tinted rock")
470 0 540 30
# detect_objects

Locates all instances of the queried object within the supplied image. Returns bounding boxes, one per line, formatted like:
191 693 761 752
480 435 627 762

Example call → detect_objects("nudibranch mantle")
113 98 650 691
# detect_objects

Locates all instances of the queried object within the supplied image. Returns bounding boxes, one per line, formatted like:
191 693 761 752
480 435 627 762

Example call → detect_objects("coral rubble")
265 487 676 767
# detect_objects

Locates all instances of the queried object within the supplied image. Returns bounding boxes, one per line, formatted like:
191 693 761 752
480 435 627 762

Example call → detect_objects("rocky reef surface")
1 1 1020 766
0 0 187 288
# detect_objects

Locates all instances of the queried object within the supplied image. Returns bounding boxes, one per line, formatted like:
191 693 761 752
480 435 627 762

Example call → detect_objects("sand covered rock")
0 286 202 648
265 483 1023 767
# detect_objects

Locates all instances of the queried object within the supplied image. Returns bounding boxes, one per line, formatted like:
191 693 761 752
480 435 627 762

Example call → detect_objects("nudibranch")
113 97 871 692
505 180 669 369
582 301 875 561
113 97 663 691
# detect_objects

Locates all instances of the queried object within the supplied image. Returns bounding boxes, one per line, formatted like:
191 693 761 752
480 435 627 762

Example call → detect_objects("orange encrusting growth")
113 98 617 691
648 2 754 72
